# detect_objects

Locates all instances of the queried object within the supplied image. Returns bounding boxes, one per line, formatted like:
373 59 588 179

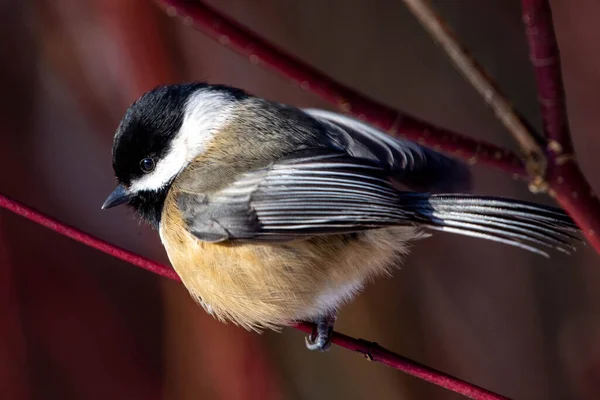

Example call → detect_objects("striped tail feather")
400 194 582 257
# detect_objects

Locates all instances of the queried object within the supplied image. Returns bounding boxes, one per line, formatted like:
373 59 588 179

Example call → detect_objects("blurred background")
1 0 599 399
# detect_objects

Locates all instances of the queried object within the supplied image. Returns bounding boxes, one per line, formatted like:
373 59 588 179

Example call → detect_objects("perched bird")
102 82 579 351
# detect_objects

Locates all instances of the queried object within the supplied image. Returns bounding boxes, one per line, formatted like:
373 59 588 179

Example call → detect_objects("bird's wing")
304 108 473 193
177 149 414 242
176 148 579 256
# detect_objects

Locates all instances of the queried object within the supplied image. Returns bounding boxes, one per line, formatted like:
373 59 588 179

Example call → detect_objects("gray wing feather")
179 150 412 242
179 150 579 256
304 109 473 193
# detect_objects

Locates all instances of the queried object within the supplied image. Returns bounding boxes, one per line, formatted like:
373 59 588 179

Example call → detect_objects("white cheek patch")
129 90 236 192
129 135 188 193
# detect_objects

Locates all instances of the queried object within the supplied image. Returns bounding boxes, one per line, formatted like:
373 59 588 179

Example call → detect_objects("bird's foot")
304 313 336 352
305 332 331 352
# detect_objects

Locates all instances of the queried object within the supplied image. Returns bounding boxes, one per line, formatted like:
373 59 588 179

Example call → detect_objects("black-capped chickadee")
102 83 579 351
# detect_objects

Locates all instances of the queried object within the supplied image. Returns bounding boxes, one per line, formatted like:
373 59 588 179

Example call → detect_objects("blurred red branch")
156 0 526 178
0 221 30 400
0 192 509 400
521 0 600 252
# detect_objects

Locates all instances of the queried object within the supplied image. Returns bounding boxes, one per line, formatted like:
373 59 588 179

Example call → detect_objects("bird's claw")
304 313 336 352
305 331 332 352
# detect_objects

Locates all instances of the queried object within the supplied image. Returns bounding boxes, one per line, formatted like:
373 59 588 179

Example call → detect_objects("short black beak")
101 185 132 209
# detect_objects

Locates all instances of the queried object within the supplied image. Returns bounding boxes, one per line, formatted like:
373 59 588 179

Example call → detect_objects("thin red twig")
0 194 178 281
293 323 509 400
521 0 600 252
0 192 509 400
156 0 526 178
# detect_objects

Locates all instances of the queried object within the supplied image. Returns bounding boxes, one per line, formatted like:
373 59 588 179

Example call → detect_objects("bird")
102 82 580 351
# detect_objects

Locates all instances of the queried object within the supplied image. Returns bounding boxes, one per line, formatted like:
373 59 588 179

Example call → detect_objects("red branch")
0 192 509 400
156 0 526 178
521 0 600 252
521 0 569 150
0 195 178 281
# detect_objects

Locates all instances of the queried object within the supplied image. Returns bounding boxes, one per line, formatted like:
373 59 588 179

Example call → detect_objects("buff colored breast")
159 188 423 330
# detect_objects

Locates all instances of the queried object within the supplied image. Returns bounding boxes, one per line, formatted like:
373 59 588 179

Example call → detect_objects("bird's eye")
140 158 155 173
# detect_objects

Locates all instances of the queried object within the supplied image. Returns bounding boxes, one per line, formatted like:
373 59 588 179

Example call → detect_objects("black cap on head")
112 83 207 186
105 82 250 228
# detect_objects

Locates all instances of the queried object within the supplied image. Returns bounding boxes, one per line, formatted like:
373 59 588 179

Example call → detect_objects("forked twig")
520 0 600 252
402 0 600 253
401 0 546 186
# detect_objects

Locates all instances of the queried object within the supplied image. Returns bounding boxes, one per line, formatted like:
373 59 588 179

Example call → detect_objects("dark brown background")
1 1 599 399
